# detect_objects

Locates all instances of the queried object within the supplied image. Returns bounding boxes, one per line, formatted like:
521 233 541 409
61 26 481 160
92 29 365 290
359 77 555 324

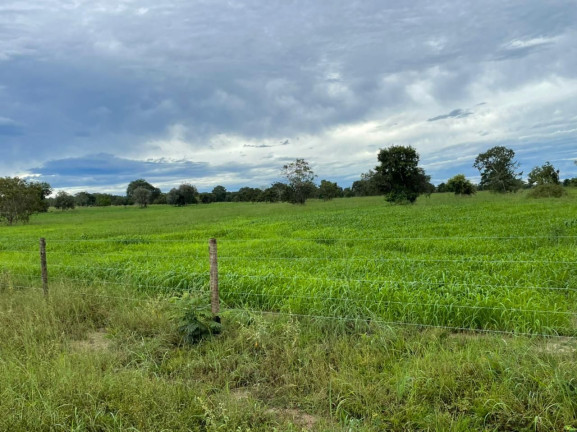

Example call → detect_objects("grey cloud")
29 153 291 191
31 153 209 180
428 109 473 122
0 0 576 188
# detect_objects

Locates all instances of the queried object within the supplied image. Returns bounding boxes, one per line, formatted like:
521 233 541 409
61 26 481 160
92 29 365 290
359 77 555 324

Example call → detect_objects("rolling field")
1 191 577 431
1 191 577 335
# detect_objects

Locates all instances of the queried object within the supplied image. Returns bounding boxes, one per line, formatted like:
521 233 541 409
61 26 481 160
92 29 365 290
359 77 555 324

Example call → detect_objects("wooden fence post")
209 238 220 323
39 238 48 297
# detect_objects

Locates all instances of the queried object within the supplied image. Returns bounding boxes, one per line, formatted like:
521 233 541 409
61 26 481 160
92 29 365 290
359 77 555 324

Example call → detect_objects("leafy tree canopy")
527 162 560 186
351 170 383 197
318 180 343 201
0 177 49 225
167 184 199 206
375 145 430 204
212 185 227 202
446 174 476 196
132 187 152 208
126 179 161 202
280 159 317 204
473 146 523 193
54 191 76 210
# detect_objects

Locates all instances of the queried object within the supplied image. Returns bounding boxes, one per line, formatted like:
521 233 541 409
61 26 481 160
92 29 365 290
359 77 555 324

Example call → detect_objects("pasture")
1 191 577 430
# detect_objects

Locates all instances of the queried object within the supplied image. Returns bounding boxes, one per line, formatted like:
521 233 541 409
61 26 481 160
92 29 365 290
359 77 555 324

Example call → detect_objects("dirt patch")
266 408 319 430
70 329 111 352
537 337 577 354
230 388 251 400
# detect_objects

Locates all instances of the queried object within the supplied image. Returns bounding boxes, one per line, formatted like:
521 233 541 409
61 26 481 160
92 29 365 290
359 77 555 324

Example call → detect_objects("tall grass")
1 191 577 334
1 282 577 430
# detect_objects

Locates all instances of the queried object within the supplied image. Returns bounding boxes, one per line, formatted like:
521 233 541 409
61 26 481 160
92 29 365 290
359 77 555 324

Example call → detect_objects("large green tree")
473 146 523 193
527 162 560 186
375 145 430 204
132 187 152 208
211 185 227 202
167 184 198 206
0 177 49 225
126 179 161 202
280 159 317 204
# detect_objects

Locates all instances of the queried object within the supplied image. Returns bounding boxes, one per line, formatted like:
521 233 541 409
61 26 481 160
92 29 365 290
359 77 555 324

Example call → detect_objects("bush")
527 184 567 198
170 292 221 344
385 190 417 204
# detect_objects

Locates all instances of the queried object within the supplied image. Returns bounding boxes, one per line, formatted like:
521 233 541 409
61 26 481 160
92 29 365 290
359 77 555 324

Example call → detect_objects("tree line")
1 145 576 224
349 145 574 202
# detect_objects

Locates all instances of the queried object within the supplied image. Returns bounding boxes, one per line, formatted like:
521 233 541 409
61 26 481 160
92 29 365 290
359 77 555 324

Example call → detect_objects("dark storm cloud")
29 153 283 191
32 154 208 178
1 0 576 189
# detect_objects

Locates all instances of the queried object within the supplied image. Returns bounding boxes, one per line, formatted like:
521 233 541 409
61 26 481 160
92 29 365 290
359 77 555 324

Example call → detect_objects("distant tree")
110 195 130 206
94 193 112 207
527 162 560 186
54 191 76 210
235 187 262 202
526 162 565 198
342 187 355 198
280 159 317 204
212 185 227 202
132 187 152 208
126 179 161 202
446 174 476 196
153 193 167 205
36 182 52 212
260 182 292 203
199 192 215 204
178 184 198 204
0 177 48 225
563 178 577 187
75 191 95 207
259 187 280 203
473 146 523 193
351 170 382 197
318 180 343 201
166 188 183 206
375 145 430 204
436 182 448 193
167 184 198 206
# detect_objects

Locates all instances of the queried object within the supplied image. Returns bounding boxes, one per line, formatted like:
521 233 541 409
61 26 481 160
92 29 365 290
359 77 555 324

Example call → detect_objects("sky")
1 0 576 194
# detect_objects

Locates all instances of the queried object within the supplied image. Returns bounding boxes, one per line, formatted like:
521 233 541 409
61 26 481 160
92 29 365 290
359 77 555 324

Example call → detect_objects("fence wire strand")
4 283 576 339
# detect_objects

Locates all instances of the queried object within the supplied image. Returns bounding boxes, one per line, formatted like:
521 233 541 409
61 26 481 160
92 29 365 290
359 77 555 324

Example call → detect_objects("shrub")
170 292 221 344
527 184 567 198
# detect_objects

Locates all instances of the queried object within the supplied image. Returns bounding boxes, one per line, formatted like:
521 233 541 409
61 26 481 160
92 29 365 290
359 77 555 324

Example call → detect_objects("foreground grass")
1 282 577 431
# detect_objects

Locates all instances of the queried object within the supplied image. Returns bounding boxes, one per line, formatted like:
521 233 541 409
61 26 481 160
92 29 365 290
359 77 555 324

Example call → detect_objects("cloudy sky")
1 0 576 194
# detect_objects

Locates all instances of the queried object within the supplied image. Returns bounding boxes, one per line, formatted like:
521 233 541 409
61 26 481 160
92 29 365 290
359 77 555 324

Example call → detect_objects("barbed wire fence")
1 236 577 338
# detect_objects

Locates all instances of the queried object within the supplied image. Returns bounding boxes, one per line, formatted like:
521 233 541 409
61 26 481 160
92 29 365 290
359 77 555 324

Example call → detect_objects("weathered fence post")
209 238 220 323
39 238 48 297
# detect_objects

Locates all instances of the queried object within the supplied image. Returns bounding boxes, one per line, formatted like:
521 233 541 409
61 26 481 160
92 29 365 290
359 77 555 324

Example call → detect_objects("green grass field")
1 191 577 430
2 191 577 334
